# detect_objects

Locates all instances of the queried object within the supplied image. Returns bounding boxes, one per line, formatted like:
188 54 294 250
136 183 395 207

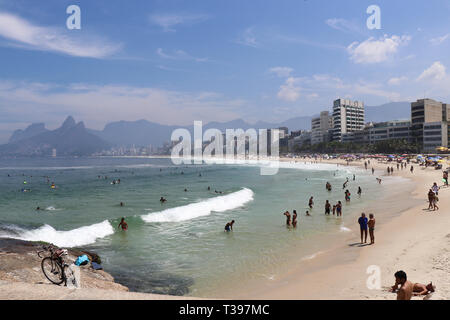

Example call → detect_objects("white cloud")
156 48 208 62
388 76 408 85
325 18 362 34
236 27 259 48
277 77 301 102
0 11 120 58
417 61 446 81
347 35 411 64
149 13 209 32
430 33 450 45
268 67 293 78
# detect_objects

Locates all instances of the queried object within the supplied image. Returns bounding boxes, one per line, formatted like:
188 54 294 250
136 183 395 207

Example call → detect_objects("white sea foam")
0 220 114 247
301 251 324 261
142 188 254 223
340 225 351 232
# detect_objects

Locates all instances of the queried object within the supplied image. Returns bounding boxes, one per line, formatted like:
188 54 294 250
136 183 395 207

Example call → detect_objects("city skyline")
1 0 450 143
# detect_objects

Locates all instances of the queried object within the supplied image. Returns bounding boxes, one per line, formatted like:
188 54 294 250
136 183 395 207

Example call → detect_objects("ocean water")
0 157 412 297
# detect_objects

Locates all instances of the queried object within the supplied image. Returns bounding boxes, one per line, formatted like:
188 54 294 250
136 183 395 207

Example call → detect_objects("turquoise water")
0 157 408 296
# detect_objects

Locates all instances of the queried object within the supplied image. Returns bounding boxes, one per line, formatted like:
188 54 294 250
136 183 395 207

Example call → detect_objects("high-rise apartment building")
411 99 449 151
332 99 365 141
311 111 332 145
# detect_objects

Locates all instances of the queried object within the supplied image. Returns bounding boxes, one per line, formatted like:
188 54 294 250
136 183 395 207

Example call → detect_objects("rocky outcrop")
0 238 128 292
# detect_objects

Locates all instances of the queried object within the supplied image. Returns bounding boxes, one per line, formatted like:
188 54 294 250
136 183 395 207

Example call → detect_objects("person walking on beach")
387 167 390 175
357 186 362 196
358 213 368 244
368 214 375 244
410 165 414 173
292 210 298 228
391 271 413 300
428 189 435 210
325 200 331 215
283 211 291 226
224 220 235 232
364 161 368 170
372 167 375 175
432 182 440 196
308 196 314 209
118 217 128 231
443 171 448 187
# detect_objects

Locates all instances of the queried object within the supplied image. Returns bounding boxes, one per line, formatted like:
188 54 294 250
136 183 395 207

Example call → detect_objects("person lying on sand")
412 282 435 296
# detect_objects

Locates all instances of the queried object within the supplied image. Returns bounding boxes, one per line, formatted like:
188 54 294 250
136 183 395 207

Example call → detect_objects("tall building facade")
311 111 332 145
411 98 449 151
332 98 365 141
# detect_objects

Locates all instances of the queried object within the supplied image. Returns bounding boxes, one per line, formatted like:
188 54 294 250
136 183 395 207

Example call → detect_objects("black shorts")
325 208 330 214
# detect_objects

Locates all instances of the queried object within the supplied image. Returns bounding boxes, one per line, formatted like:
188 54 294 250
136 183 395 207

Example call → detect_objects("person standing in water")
308 196 314 209
224 220 235 232
118 217 128 231
283 211 291 226
292 210 298 228
357 186 362 196
325 200 331 215
336 201 342 217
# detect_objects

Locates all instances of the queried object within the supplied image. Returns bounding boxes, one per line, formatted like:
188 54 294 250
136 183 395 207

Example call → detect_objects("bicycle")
37 245 75 286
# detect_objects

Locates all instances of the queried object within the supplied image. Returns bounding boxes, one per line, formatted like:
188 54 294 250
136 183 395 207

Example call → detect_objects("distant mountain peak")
61 116 76 130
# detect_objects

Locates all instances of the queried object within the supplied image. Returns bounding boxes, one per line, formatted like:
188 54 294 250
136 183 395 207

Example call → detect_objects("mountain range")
0 101 411 156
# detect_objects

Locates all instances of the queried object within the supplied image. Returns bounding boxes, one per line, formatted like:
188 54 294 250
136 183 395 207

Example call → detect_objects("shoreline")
1 156 448 300
234 157 449 300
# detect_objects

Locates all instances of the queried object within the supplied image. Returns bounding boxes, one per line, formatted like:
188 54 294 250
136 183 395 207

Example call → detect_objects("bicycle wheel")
41 257 65 285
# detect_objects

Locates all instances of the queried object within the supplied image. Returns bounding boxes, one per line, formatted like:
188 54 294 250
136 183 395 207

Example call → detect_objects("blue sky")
1 0 450 142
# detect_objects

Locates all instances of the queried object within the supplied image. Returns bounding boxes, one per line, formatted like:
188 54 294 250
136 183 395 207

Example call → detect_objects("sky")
1 0 450 142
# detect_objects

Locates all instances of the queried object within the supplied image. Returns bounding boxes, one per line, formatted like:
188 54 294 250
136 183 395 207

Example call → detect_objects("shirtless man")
325 200 331 215
224 220 235 232
412 282 435 296
391 270 413 300
283 211 291 226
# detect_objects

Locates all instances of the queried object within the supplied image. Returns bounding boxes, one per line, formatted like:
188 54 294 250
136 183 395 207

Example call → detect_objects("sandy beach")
238 157 450 300
1 156 449 300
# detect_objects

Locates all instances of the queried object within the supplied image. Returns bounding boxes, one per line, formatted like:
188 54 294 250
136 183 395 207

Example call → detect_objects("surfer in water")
224 220 235 232
118 217 128 231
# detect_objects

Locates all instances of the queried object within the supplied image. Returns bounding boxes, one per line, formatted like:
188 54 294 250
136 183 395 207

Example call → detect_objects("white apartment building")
332 98 365 141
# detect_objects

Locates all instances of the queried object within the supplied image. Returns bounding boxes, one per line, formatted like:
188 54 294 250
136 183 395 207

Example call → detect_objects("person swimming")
120 202 124 207
160 197 167 203
224 220 235 232
118 217 128 231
